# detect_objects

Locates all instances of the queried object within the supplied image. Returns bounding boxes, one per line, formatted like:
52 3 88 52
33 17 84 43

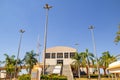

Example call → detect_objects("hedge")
18 74 31 80
80 74 108 78
41 74 67 80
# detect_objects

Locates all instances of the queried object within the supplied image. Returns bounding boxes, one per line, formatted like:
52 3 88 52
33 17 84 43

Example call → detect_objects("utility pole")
43 4 52 75
88 26 101 80
14 29 25 80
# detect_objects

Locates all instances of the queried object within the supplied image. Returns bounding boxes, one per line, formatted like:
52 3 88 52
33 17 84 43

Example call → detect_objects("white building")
44 46 94 75
107 60 120 73
45 46 76 65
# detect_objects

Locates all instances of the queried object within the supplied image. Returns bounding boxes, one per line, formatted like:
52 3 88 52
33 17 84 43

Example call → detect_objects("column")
56 53 57 59
50 53 51 59
63 52 64 59
68 52 70 58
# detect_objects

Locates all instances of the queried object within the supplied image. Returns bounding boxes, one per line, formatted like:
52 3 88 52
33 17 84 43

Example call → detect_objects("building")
45 46 76 65
107 60 120 73
107 61 120 79
44 46 94 79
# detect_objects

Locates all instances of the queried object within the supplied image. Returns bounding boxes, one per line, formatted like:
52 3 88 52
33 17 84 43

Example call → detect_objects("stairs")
45 65 55 74
45 65 74 80
62 65 73 80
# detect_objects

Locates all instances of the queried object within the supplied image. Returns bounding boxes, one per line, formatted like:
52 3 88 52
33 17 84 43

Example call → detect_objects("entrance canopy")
107 61 120 73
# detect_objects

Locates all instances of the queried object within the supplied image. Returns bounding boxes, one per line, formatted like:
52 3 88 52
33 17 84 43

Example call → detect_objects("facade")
45 46 76 65
44 46 94 76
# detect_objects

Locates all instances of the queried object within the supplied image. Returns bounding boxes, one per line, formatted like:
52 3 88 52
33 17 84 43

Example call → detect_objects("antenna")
36 35 41 63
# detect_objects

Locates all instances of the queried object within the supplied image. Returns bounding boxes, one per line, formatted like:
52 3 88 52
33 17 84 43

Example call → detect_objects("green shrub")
101 75 108 78
90 74 98 78
41 75 49 80
18 74 31 80
80 75 88 78
40 74 67 80
52 76 58 80
58 75 67 80
90 74 108 78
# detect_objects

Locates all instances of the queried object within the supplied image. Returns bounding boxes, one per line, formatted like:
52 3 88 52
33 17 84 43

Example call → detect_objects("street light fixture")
14 29 25 79
43 4 52 75
88 26 101 80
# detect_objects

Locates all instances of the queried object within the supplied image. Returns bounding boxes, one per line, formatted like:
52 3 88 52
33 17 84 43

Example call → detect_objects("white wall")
46 58 75 65
46 59 57 65
63 59 75 65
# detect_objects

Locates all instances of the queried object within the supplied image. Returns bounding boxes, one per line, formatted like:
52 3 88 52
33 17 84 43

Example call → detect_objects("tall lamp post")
88 26 101 80
14 29 25 79
43 4 52 75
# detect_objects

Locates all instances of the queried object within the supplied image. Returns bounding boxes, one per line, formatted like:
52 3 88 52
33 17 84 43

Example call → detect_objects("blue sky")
0 0 120 62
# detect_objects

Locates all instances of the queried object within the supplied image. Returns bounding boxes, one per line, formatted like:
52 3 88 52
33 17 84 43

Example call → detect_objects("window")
45 53 50 58
64 53 68 58
70 52 75 58
52 53 55 58
57 60 63 64
57 53 63 58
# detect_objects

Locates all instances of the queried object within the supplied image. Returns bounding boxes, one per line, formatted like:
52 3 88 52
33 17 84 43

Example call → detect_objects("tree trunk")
29 69 32 74
88 65 91 80
103 68 106 75
78 66 81 78
86 66 88 75
86 65 90 80
98 68 101 80
10 73 12 80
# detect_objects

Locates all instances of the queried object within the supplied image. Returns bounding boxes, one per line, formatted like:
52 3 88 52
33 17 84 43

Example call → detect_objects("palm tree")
4 54 23 79
16 58 24 74
80 49 94 79
114 25 120 44
72 52 81 78
23 50 38 74
99 51 116 75
4 54 16 79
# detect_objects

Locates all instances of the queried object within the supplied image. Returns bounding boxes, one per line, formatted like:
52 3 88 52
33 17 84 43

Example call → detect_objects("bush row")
41 74 67 80
80 74 108 78
18 74 31 80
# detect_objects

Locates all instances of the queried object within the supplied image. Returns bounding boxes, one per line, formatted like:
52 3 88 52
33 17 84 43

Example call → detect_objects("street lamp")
43 4 52 75
14 29 25 79
88 26 101 80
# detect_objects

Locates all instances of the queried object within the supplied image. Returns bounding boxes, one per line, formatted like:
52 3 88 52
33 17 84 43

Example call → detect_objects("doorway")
57 60 63 65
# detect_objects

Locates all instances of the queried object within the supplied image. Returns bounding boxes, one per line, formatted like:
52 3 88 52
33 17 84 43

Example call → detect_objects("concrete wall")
63 59 75 65
46 58 75 65
46 59 57 65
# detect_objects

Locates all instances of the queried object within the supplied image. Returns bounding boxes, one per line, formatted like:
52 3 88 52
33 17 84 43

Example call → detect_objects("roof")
107 61 120 70
46 46 77 53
